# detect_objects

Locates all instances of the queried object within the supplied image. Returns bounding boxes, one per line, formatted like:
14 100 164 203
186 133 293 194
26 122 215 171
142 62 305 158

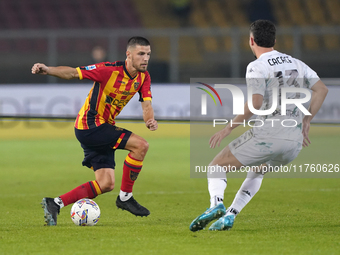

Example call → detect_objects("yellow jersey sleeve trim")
143 97 152 101
76 67 83 80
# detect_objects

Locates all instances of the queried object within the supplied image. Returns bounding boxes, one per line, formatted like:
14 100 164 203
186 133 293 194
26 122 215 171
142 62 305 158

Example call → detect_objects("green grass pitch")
0 121 339 255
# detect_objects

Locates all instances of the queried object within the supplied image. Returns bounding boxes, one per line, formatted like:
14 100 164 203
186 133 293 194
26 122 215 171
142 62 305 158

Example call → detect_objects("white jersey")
246 50 319 141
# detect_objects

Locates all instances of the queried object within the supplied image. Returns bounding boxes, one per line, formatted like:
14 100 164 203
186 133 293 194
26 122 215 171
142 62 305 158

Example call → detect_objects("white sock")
54 197 64 209
119 190 132 201
226 171 264 216
207 165 227 208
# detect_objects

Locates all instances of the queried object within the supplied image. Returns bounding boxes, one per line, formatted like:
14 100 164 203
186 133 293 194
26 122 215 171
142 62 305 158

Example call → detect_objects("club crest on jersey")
85 65 96 70
134 82 140 90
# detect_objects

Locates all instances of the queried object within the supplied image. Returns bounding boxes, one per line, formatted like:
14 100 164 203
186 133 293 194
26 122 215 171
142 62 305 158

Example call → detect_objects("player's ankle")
54 197 64 209
226 207 239 217
119 190 132 201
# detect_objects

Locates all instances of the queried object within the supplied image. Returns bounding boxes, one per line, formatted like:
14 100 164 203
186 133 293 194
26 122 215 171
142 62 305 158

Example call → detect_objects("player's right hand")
209 127 232 148
302 120 311 147
145 119 158 131
31 63 48 75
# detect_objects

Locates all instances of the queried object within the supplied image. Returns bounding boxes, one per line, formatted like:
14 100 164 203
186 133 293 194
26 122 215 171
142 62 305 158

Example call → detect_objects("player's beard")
137 64 148 72
132 57 148 72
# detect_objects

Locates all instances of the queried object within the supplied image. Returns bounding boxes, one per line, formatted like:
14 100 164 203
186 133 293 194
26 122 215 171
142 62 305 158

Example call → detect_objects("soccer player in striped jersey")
32 37 158 226
189 20 328 231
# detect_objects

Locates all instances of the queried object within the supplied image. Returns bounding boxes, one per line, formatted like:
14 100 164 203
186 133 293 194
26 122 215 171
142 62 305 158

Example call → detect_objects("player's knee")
142 140 149 153
137 139 149 157
99 180 115 193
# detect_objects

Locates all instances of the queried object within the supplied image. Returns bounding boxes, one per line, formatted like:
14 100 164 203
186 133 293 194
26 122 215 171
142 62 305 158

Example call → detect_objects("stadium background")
0 1 339 255
1 0 340 84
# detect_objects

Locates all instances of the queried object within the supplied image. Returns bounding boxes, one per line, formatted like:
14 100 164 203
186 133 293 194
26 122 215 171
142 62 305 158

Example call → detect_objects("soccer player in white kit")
189 20 328 231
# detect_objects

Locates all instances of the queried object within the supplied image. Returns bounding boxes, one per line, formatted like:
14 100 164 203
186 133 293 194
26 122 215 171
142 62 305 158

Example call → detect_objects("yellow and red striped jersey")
75 61 152 130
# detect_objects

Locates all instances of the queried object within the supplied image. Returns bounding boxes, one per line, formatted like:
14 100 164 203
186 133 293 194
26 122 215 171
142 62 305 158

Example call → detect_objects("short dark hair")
249 20 276 48
127 36 150 49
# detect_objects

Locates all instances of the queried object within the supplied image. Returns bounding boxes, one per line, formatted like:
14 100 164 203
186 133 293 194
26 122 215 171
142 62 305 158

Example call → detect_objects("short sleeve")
138 71 152 102
246 62 266 96
77 62 111 83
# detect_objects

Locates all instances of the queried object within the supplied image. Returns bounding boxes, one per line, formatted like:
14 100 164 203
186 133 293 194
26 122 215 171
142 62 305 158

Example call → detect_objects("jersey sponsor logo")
112 98 128 107
105 95 113 104
114 88 131 96
117 80 126 84
85 65 96 70
105 95 128 108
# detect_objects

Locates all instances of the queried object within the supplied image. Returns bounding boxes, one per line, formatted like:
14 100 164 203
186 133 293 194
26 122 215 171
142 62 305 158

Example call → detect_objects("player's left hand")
146 119 158 131
209 127 232 148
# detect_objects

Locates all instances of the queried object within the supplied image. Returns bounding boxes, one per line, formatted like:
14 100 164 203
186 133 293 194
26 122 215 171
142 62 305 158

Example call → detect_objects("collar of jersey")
123 61 137 80
259 50 278 59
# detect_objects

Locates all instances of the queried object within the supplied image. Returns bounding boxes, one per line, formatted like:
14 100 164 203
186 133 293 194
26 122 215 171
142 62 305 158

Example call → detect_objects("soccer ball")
70 198 100 226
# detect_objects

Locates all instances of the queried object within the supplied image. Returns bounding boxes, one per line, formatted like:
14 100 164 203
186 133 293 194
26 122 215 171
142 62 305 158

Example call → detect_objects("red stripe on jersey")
125 81 132 92
113 81 123 89
112 107 120 120
95 84 104 113
110 92 117 99
75 115 79 128
82 108 89 130
95 115 102 127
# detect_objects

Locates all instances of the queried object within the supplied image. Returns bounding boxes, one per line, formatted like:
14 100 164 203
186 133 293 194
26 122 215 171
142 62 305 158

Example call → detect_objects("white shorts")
229 129 302 167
